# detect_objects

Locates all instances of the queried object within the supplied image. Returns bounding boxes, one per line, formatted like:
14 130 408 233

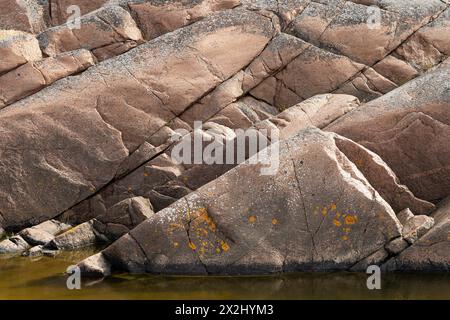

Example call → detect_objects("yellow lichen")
221 241 230 252
330 203 337 211
272 218 278 225
344 215 357 225
333 219 341 227
342 235 349 241
188 241 197 250
248 215 257 224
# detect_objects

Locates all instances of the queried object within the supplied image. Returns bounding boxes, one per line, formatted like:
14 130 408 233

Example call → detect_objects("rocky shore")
0 0 449 276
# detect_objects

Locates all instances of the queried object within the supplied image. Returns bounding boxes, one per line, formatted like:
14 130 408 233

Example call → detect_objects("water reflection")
1 247 450 300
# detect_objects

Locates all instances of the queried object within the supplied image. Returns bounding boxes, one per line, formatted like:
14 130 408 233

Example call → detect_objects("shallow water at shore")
1 247 450 300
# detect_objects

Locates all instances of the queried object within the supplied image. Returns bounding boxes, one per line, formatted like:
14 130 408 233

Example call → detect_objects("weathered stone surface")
37 6 143 56
0 0 448 276
250 43 366 108
72 94 358 222
0 0 47 33
289 0 446 65
334 67 398 102
91 40 138 62
129 0 241 40
47 221 98 250
93 196 154 241
0 30 42 75
0 9 275 231
350 248 389 272
402 214 434 244
385 237 409 255
85 128 402 275
179 32 310 127
327 66 450 201
18 219 71 246
373 55 419 86
332 136 435 215
27 245 44 257
0 49 95 107
0 235 30 254
77 252 111 277
397 208 415 225
49 0 108 25
384 197 450 271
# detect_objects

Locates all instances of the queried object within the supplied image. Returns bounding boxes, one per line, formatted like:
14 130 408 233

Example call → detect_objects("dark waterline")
1 247 450 300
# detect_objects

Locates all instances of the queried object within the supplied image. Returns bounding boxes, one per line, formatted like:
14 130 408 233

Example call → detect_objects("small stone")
47 221 97 250
77 252 111 277
403 215 435 244
385 237 409 255
0 235 30 254
28 245 44 257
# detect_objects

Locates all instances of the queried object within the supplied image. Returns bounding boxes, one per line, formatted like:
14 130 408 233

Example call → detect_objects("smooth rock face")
37 6 143 56
0 30 42 75
0 9 275 231
88 128 402 275
327 66 450 201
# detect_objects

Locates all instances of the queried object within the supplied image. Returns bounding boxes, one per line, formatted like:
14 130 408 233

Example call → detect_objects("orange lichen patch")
248 215 257 224
191 207 217 233
333 219 341 227
188 241 197 250
330 203 337 211
221 241 230 252
143 172 149 177
344 215 358 225
447 233 450 241
272 218 278 225
342 235 349 241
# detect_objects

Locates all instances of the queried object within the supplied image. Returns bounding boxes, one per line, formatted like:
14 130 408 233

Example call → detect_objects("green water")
1 247 450 299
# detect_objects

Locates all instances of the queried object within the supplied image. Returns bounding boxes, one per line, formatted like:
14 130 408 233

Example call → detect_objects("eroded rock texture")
0 0 449 275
